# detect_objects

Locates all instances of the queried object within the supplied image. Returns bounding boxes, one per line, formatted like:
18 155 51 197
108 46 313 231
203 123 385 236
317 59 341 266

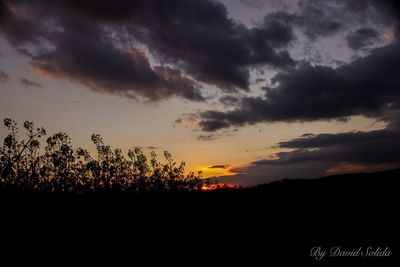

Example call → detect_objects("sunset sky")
1 0 400 186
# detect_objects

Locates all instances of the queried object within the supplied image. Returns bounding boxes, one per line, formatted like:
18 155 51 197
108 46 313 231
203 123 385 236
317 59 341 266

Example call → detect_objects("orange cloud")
34 66 56 78
8 4 31 20
383 33 396 42
325 162 399 175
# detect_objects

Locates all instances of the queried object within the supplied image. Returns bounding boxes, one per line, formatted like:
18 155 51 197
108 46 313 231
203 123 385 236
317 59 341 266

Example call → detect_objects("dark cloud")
217 116 400 186
200 117 231 132
0 0 40 45
242 0 398 43
1 1 204 101
220 95 240 107
295 0 342 39
135 146 160 150
208 165 229 169
219 110 400 186
28 15 204 101
128 1 295 90
278 130 393 149
248 2 343 42
384 109 400 130
174 113 200 129
3 0 400 102
197 134 220 141
240 0 264 10
257 13 295 48
20 78 42 88
256 129 400 166
346 27 379 50
0 70 8 82
217 161 335 187
346 0 400 35
276 0 400 43
1 0 296 96
199 41 400 131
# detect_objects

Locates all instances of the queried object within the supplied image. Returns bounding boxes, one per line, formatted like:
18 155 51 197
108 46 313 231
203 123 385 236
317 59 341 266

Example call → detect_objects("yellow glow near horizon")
194 165 238 178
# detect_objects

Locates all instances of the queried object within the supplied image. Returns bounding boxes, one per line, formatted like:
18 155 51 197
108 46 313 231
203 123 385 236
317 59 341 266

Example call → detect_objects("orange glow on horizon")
201 183 238 191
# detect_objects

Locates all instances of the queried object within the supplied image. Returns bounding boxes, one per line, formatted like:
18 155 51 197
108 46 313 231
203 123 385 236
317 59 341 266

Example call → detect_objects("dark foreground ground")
1 169 399 265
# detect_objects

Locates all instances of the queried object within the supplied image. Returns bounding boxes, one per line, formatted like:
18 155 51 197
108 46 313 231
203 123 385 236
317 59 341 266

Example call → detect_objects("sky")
1 0 400 186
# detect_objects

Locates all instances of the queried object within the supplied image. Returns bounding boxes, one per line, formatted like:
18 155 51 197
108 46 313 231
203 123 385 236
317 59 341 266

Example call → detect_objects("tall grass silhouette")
0 118 210 193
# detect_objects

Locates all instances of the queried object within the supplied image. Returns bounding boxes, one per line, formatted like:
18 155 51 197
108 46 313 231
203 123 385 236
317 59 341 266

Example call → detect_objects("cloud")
1 0 297 97
240 0 264 10
199 41 400 131
1 1 205 102
200 118 231 132
134 146 161 150
277 130 393 149
220 95 240 107
295 0 400 40
240 0 343 40
20 78 42 88
346 27 379 50
208 165 229 169
30 17 204 102
346 0 400 36
256 129 400 166
0 0 397 101
127 1 296 90
174 113 200 129
4 0 399 101
217 123 400 187
0 0 40 45
324 162 399 175
0 70 9 82
255 78 266 83
197 134 220 141
294 1 342 39
216 161 335 187
218 111 400 186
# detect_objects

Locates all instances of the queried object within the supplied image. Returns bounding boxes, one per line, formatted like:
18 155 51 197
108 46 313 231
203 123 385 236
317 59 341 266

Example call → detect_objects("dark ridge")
1 169 399 264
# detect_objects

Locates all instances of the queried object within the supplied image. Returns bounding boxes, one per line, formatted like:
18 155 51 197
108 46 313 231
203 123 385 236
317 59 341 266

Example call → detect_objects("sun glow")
195 165 238 178
201 183 238 191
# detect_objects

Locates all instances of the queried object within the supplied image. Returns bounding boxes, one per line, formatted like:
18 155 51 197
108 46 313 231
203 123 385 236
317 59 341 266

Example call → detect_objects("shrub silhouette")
0 118 208 193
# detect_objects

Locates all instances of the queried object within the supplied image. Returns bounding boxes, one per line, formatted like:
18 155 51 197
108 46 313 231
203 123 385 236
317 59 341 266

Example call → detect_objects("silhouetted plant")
0 118 209 193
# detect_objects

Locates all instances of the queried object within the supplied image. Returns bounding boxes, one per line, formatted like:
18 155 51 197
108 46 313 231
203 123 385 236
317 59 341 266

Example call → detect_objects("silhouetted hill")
1 169 399 265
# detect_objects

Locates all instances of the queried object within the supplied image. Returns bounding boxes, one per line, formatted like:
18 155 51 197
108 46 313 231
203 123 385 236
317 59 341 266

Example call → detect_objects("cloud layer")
2 0 399 102
0 0 301 101
199 41 400 131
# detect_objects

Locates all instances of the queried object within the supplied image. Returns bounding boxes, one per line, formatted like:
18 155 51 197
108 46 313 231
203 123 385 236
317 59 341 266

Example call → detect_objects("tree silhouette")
0 118 209 193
